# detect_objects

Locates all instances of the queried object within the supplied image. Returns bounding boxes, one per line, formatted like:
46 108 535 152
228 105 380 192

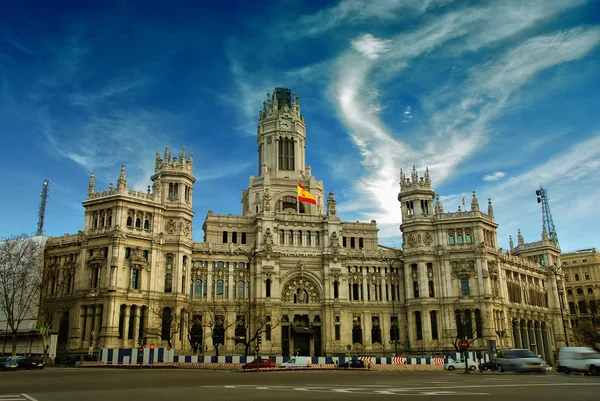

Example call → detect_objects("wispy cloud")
483 171 506 182
291 0 455 38
330 0 600 237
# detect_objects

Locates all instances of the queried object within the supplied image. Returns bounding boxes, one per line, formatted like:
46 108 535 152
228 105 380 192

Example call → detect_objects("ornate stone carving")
282 276 320 303
329 232 340 255
165 219 177 234
262 228 274 253
451 260 476 279
367 271 381 284
327 192 337 216
406 233 417 247
262 188 271 212
131 247 145 262
213 265 228 281
348 269 363 284
423 232 433 246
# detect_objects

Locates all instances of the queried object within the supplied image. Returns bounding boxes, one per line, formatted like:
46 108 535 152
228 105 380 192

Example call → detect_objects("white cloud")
330 1 600 239
351 34 392 60
483 171 506 182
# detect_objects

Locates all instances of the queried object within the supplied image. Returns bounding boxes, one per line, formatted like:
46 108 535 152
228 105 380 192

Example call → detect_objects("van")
280 356 311 368
557 347 600 375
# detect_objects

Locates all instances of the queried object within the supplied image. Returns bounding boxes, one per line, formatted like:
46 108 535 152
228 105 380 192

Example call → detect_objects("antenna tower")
36 179 50 236
535 185 558 248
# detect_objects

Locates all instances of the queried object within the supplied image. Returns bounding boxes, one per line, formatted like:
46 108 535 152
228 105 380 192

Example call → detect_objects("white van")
557 347 600 375
280 356 312 368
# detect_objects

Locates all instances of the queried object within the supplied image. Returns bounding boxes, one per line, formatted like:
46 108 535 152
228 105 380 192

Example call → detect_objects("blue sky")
1 0 599 253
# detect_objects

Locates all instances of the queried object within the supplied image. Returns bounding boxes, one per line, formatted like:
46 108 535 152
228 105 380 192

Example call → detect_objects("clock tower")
241 87 324 216
257 87 307 179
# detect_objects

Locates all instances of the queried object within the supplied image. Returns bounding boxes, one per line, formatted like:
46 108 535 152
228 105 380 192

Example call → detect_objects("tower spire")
517 229 524 246
434 194 444 214
88 172 95 195
487 198 494 219
117 165 127 189
471 191 480 211
509 235 514 254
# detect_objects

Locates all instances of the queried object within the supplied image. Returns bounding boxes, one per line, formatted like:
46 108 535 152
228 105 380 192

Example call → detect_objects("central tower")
241 88 324 216
257 87 306 179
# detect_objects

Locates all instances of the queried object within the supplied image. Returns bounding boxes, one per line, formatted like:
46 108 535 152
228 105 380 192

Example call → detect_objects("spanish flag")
461 197 465 206
298 182 317 205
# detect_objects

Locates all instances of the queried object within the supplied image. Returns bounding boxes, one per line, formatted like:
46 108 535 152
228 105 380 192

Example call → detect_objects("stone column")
542 325 553 365
93 305 102 343
520 322 529 350
133 306 140 344
123 305 131 344
513 319 522 348
85 306 94 343
528 323 536 353
535 323 544 360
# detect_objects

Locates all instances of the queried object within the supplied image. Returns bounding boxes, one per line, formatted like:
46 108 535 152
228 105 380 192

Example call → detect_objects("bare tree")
144 299 182 349
233 298 281 356
451 302 485 352
203 299 237 357
572 316 600 352
0 234 45 356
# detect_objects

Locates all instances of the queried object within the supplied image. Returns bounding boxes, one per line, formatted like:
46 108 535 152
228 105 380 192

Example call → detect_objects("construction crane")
36 179 50 236
535 185 558 248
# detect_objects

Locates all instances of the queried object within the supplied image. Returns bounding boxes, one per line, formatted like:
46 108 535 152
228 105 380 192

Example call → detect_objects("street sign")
459 339 470 350
254 344 260 353
150 343 155 350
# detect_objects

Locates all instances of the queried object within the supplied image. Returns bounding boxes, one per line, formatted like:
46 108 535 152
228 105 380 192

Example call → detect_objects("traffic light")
257 335 262 345
143 337 148 346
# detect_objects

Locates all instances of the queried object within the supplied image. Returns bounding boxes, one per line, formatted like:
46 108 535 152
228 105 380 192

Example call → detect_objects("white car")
444 358 478 371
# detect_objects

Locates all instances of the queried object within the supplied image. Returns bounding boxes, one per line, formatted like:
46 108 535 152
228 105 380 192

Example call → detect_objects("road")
0 368 599 401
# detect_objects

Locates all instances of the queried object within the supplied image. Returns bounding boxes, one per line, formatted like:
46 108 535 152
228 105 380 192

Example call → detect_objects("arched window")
144 219 150 230
164 273 173 293
585 272 590 280
449 235 455 244
465 234 472 243
181 275 186 294
222 231 228 243
457 235 464 244
576 288 583 295
575 274 580 281
278 196 305 213
278 137 295 171
131 268 140 289
126 216 133 227
588 287 594 295
135 218 141 228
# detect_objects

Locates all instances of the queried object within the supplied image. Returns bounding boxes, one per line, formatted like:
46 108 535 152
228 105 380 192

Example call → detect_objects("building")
40 87 567 363
0 235 48 356
561 248 600 333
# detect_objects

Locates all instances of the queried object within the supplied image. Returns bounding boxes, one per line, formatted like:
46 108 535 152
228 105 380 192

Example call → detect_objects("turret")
471 191 480 211
398 165 435 219
151 145 196 209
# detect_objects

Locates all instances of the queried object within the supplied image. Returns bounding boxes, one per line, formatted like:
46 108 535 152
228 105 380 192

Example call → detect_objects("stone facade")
40 88 566 363
560 248 600 337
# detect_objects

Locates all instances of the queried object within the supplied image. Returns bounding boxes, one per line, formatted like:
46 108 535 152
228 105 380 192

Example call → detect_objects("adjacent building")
561 248 600 331
40 88 568 363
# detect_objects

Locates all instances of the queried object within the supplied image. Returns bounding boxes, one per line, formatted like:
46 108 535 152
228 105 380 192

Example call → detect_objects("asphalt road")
1 368 599 401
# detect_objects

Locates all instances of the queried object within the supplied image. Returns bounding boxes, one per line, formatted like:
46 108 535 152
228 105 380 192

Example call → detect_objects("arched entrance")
280 275 323 357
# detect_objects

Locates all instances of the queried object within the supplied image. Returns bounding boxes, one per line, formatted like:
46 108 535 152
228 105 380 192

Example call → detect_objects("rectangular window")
343 237 347 247
460 278 470 296
415 311 422 341
350 237 355 248
335 325 341 341
241 232 247 244
430 311 438 340
232 232 237 244
359 237 364 249
131 269 139 289
333 281 339 299
428 280 435 297
413 281 419 298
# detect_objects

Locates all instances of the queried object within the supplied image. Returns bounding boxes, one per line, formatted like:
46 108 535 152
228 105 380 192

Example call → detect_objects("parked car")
444 358 478 371
495 349 546 373
557 347 600 375
242 357 278 369
280 356 311 368
0 357 19 371
338 359 365 369
8 356 45 370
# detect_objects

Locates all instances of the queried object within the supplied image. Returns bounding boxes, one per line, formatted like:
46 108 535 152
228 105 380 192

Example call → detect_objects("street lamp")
380 253 402 358
237 244 263 359
547 265 570 347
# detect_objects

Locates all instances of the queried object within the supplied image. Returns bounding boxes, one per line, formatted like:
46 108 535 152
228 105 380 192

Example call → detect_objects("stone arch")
281 274 321 303
273 191 305 213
